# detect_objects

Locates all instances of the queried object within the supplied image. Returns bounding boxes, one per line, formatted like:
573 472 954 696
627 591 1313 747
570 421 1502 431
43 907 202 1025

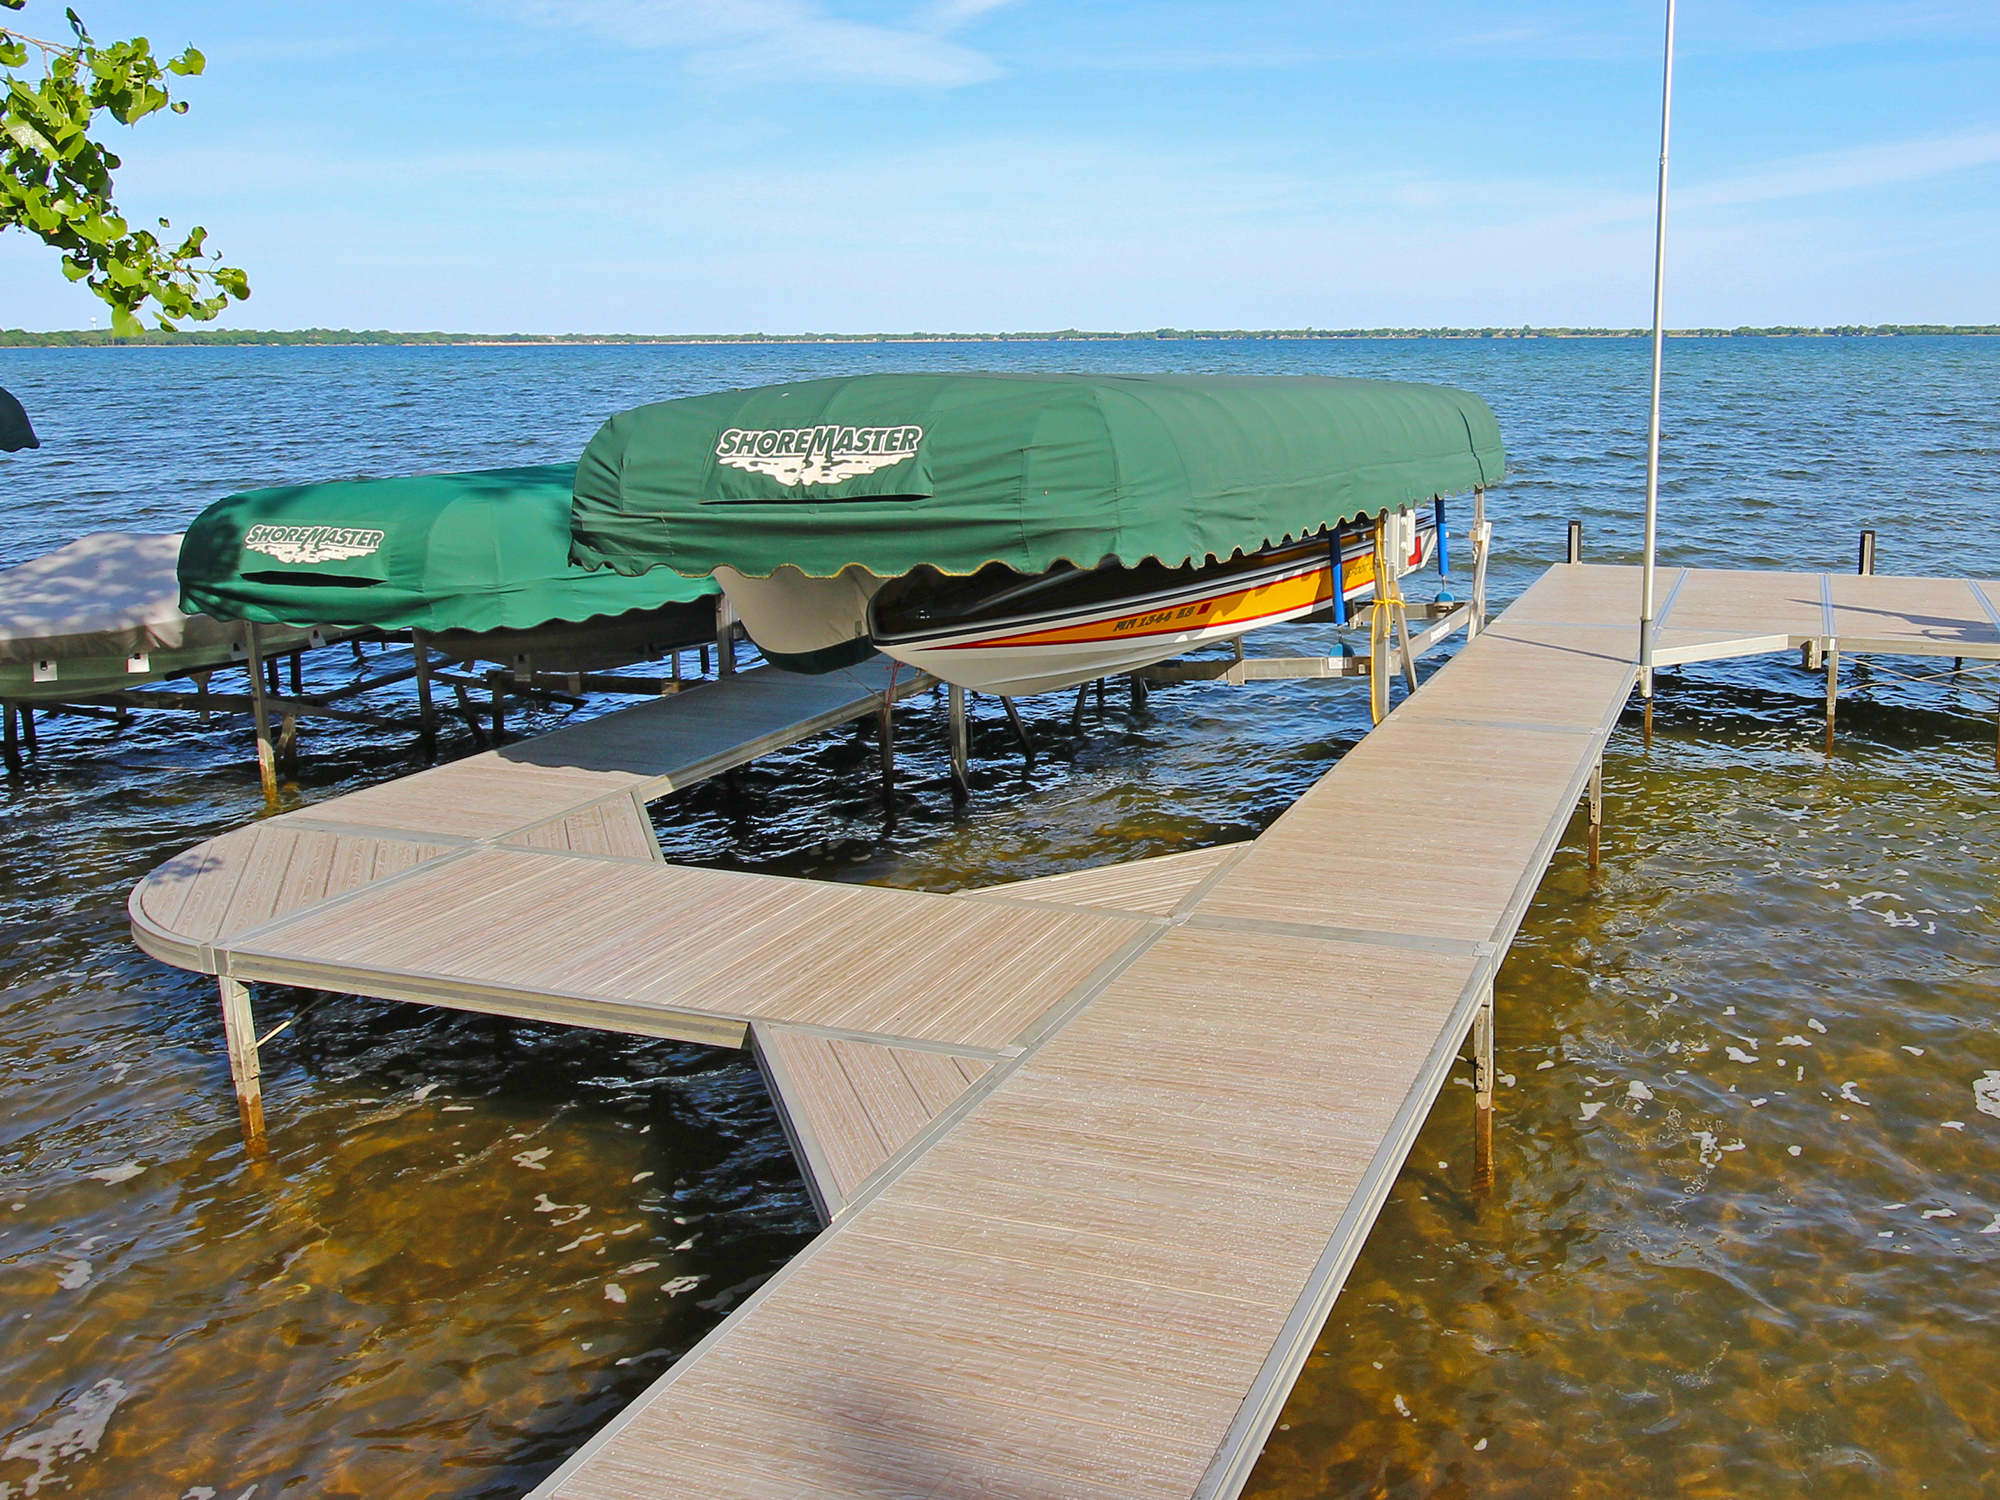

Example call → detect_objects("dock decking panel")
301 660 917 842
132 822 455 953
968 845 1241 917
755 1025 992 1215
1826 572 2000 654
229 849 1150 1052
500 796 662 861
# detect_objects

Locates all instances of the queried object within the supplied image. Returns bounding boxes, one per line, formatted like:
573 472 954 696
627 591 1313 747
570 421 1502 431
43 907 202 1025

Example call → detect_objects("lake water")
1 337 1996 1498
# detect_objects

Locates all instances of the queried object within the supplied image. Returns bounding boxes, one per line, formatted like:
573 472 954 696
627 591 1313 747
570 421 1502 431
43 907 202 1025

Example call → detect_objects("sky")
0 0 1996 332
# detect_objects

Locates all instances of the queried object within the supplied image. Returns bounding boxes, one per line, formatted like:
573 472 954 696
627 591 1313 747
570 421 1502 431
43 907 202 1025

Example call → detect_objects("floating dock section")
126 565 2000 1500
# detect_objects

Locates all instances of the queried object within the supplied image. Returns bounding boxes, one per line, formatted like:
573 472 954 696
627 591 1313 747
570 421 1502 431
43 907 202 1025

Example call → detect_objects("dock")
126 563 2000 1500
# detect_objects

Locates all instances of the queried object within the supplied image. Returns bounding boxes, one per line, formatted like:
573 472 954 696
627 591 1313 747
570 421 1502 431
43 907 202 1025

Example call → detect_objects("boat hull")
874 521 1434 697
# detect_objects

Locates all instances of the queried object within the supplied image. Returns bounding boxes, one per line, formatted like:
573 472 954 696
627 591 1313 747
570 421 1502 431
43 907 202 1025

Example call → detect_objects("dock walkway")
127 565 2000 1500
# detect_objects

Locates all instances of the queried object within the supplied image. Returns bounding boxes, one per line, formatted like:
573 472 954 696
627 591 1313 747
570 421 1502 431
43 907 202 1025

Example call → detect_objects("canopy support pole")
947 683 970 801
1639 0 1678 703
244 624 279 806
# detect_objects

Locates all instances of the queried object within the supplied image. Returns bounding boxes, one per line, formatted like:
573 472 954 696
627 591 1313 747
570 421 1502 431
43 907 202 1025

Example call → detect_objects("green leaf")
4 118 58 157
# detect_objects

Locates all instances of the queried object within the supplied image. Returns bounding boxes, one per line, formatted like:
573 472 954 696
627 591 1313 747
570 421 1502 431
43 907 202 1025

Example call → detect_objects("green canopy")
180 464 717 630
570 373 1505 580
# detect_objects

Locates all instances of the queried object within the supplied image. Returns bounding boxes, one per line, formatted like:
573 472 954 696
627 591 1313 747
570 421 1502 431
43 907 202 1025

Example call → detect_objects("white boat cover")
0 533 223 665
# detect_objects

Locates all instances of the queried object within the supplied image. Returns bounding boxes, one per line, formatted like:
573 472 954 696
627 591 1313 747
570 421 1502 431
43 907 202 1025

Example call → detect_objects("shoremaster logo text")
714 424 922 487
242 524 386 565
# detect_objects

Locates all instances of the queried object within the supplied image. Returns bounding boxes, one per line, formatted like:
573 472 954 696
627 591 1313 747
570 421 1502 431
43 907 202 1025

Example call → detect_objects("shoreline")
3 325 1998 350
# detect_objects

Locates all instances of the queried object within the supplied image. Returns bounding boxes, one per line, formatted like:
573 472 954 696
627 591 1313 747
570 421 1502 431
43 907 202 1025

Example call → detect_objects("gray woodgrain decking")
124 568 2000 1500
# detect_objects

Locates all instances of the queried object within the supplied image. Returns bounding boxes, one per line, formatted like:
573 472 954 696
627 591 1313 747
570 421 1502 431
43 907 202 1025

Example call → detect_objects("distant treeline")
2 323 1996 348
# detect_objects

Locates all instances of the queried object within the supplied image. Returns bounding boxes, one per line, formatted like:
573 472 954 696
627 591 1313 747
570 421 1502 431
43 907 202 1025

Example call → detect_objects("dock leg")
1394 600 1419 697
947 683 970 801
1801 639 1821 673
490 669 507 744
276 712 298 775
1824 643 1840 751
1472 984 1495 1193
412 629 437 750
1588 759 1603 870
244 625 279 806
288 651 303 696
218 977 267 1152
2 702 18 771
1000 695 1033 764
1071 680 1089 731
1129 672 1148 711
192 670 212 724
18 703 33 756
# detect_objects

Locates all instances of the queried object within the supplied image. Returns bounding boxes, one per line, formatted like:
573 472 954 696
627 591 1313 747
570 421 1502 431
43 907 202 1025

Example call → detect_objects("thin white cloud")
507 0 1007 88
1679 127 2000 210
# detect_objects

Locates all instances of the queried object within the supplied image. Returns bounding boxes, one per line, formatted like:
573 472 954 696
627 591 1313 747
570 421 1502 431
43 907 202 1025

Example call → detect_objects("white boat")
718 509 1438 696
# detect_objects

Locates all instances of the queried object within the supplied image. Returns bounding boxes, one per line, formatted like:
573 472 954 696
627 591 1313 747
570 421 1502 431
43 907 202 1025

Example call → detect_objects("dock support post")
244 625 279 806
1129 672 1147 711
489 669 507 744
1588 759 1603 869
1469 487 1488 640
1857 529 1876 576
947 683 970 800
1472 982 1495 1193
218 976 266 1150
1000 695 1033 764
1566 519 1582 565
288 651 303 696
1824 641 1840 747
411 629 437 747
276 712 298 775
19 701 34 755
2 702 18 771
1071 679 1089 730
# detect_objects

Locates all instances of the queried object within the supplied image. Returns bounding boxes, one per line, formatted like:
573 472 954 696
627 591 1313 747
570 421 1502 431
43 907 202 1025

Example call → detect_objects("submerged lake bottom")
2 626 1995 1500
